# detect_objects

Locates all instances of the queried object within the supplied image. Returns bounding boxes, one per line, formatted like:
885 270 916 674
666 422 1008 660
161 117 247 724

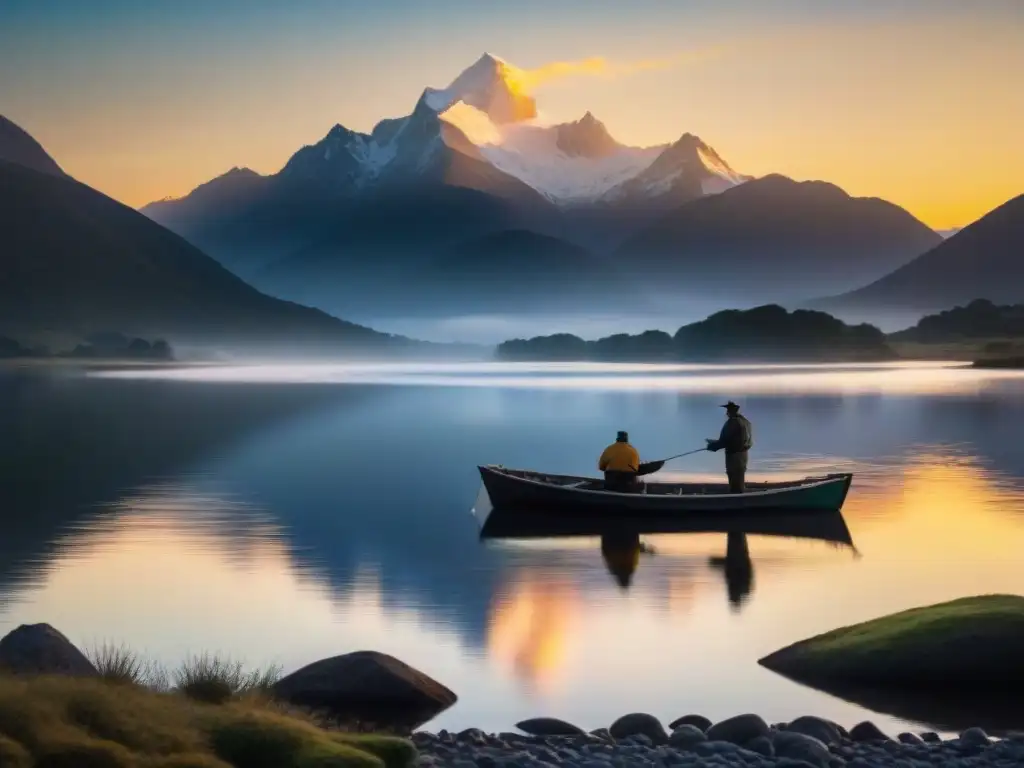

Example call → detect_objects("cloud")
504 48 724 94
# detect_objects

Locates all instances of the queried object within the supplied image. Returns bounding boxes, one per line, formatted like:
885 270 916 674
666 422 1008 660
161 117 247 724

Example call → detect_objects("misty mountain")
810 193 1024 315
406 229 648 315
613 174 942 303
0 158 406 355
0 115 67 178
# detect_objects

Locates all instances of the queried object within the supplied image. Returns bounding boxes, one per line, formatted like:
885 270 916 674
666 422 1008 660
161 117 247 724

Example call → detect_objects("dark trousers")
725 451 748 493
604 470 640 493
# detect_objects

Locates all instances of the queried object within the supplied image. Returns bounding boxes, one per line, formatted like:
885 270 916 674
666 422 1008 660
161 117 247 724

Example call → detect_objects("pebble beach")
411 714 1023 768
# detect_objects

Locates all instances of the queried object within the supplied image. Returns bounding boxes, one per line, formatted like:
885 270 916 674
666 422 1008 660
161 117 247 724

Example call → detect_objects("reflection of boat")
479 507 854 607
477 465 853 515
476 503 855 548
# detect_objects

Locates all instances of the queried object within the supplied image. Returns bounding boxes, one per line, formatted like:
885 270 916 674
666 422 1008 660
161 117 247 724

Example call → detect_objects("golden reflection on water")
487 575 578 693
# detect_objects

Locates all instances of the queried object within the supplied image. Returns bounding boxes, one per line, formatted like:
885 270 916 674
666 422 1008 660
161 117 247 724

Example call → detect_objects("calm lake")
3 361 1024 735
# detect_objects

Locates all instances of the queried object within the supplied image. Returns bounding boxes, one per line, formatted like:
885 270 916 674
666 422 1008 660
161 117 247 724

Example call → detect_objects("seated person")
598 430 641 492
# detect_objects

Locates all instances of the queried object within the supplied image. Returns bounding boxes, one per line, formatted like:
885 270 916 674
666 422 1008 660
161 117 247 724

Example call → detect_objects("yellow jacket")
599 441 640 473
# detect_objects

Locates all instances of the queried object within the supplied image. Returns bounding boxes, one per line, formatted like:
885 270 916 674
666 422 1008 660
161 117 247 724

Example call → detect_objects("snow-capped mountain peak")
210 54 747 207
602 131 750 204
555 111 621 158
422 53 538 125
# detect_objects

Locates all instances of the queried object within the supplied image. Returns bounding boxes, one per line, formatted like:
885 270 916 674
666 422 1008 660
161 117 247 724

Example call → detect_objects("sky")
2 0 1022 228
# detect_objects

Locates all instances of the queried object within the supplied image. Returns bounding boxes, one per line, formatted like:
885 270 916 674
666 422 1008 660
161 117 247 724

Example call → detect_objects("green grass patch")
759 594 1024 686
0 675 415 768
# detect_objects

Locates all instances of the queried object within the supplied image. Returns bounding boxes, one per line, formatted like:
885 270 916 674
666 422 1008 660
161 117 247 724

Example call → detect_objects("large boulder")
758 595 1024 687
272 651 456 731
0 624 97 676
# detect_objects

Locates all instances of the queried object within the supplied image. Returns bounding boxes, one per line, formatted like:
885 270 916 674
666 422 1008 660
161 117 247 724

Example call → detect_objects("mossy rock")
759 594 1024 687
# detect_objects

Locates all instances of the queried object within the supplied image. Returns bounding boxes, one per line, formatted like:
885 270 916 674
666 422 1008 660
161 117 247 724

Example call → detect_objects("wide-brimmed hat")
720 401 740 411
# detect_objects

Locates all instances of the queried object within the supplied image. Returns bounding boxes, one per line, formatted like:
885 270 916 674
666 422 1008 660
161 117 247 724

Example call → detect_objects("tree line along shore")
495 300 1024 366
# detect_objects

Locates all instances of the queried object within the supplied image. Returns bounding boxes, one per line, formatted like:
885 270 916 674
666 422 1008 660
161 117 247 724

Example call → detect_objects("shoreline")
410 715 1024 767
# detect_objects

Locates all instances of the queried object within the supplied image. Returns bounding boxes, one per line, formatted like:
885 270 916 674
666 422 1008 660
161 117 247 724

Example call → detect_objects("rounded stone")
517 718 587 737
784 716 844 746
898 733 924 745
919 732 940 744
959 727 991 748
668 714 712 732
668 725 707 749
609 713 668 745
774 731 831 768
746 735 775 757
849 721 892 743
706 714 770 745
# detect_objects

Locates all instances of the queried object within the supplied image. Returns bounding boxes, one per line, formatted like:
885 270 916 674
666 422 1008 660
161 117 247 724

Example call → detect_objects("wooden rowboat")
476 465 853 516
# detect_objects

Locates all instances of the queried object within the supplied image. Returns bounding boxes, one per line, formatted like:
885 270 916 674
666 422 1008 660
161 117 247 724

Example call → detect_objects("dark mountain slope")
0 160 403 354
614 174 941 302
812 194 1024 313
0 115 67 177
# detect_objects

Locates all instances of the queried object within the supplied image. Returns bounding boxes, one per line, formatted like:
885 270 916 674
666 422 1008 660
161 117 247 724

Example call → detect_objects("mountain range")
5 53 1022 346
0 121 418 357
141 53 948 325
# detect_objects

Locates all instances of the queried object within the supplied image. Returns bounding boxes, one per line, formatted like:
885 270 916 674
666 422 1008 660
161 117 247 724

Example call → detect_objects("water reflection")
479 508 854 614
4 364 1024 736
709 533 754 610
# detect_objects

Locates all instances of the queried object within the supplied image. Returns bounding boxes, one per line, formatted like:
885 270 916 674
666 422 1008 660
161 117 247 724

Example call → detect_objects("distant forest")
0 332 174 361
890 300 1024 343
496 305 894 363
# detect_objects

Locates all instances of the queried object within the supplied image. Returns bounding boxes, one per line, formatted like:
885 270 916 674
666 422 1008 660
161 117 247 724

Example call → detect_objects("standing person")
598 430 641 492
705 401 753 493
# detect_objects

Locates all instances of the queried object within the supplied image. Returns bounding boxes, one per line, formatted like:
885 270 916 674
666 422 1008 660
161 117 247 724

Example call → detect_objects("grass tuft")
86 642 169 690
173 654 282 705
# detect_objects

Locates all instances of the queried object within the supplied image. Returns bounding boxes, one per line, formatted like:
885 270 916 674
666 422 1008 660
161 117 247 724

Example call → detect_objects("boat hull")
478 465 853 516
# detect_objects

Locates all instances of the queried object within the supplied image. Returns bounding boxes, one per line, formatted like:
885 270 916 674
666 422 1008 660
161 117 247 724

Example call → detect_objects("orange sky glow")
3 3 1021 228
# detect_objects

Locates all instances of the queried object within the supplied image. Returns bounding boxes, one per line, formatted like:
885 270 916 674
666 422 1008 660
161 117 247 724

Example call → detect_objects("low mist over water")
3 361 1024 735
